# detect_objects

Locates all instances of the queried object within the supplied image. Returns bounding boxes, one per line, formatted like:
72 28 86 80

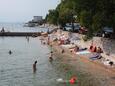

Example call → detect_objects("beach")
45 29 115 86
0 0 114 85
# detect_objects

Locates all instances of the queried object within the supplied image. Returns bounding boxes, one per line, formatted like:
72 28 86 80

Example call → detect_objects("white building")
32 16 43 22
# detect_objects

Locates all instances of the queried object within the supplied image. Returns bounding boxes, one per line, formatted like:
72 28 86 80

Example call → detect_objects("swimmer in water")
49 56 53 62
33 61 37 73
9 50 12 55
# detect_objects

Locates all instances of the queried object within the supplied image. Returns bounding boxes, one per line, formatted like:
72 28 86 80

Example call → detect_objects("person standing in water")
1 27 5 32
49 51 53 62
33 61 37 73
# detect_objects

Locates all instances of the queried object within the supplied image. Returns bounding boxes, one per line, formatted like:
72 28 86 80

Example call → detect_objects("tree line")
45 0 115 37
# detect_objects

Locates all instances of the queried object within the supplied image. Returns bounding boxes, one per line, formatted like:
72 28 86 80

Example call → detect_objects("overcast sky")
0 0 60 22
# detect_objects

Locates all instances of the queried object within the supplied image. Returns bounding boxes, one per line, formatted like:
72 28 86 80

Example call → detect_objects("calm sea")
0 22 48 32
0 23 66 86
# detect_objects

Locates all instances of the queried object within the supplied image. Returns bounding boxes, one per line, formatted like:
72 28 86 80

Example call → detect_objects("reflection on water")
0 37 65 86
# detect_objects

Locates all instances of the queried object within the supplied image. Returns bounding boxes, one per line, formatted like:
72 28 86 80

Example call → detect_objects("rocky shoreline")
40 29 115 86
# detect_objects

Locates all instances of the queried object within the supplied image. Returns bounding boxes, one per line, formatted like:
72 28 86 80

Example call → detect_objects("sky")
0 0 60 22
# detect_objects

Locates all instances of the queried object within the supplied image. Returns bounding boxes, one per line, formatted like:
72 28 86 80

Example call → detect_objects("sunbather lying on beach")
69 46 87 53
90 53 102 60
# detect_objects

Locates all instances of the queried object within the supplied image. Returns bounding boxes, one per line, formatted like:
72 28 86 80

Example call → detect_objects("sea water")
0 23 65 86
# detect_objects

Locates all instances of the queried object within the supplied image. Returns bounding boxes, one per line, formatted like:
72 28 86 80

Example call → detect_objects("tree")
92 12 105 33
45 0 115 37
46 10 59 25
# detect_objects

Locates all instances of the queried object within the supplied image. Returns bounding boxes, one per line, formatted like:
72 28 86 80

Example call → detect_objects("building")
32 16 43 22
24 16 43 27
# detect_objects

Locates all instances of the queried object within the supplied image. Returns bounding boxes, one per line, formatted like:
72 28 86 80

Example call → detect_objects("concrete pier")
0 32 41 37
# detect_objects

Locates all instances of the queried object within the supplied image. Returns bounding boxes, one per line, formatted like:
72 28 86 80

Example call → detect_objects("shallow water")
0 37 68 86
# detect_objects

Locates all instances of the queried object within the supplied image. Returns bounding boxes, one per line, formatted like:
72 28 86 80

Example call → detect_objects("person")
61 49 65 53
43 41 46 45
74 46 79 52
9 50 12 55
89 45 93 50
109 61 114 66
27 36 29 42
90 53 102 60
49 56 53 62
33 61 37 73
47 36 50 45
1 27 5 32
96 47 103 53
90 45 97 52
49 51 53 62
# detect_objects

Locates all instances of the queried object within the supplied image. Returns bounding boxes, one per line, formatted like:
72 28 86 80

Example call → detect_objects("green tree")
45 0 115 37
46 10 59 25
92 12 105 33
79 10 92 28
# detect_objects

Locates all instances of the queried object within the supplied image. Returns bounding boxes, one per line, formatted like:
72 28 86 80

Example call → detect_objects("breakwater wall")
0 32 41 37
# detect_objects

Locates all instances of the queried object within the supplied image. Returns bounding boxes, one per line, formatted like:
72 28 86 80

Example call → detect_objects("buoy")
69 76 77 84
